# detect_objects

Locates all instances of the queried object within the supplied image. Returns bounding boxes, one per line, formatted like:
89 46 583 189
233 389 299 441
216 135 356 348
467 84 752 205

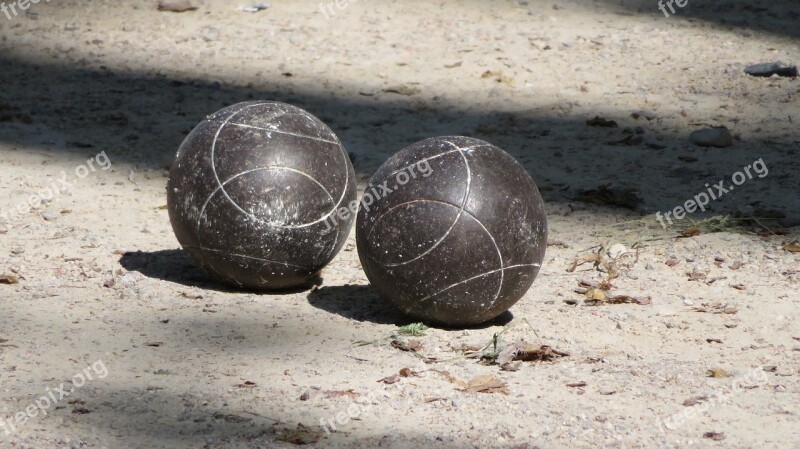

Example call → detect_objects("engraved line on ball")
229 122 340 145
185 245 312 270
368 197 508 307
214 109 353 228
366 140 472 267
196 166 335 230
207 104 352 230
415 263 540 305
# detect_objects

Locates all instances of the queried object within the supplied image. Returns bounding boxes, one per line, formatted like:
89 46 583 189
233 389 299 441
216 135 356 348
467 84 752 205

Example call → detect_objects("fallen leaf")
424 397 448 403
566 381 587 388
731 283 747 291
0 274 18 284
461 375 509 394
587 294 651 306
703 432 726 441
72 407 91 415
378 374 401 384
145 342 163 347
391 339 422 352
234 381 257 388
707 369 730 378
706 338 723 344
586 116 618 128
665 258 680 267
586 288 606 301
276 423 323 445
681 227 702 237
157 0 197 12
399 368 414 377
324 389 359 399
693 303 737 315
782 241 800 253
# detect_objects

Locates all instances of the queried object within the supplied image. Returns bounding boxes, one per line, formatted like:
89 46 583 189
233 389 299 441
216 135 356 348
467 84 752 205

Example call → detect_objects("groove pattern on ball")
167 101 356 289
356 136 547 326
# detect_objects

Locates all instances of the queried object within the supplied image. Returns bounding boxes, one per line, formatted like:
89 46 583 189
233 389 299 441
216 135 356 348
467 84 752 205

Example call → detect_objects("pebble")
42 211 58 221
744 61 798 78
690 127 733 148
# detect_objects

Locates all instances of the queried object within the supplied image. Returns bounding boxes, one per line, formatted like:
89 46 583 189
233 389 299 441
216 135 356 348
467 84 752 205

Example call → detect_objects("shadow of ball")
356 136 547 326
167 101 357 290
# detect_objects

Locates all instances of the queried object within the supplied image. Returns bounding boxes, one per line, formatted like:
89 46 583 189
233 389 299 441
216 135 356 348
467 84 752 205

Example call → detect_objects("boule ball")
356 136 547 326
167 101 356 290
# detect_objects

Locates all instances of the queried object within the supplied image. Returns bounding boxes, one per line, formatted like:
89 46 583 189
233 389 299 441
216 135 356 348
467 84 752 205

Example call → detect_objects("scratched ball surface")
167 101 356 289
356 136 547 326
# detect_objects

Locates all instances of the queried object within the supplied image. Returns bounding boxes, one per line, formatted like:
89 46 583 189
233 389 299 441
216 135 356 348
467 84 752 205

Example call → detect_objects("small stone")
42 211 58 221
690 127 733 148
744 61 798 78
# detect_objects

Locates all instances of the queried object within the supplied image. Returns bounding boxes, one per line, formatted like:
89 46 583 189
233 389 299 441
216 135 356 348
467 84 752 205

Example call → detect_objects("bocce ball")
167 101 357 289
356 136 547 326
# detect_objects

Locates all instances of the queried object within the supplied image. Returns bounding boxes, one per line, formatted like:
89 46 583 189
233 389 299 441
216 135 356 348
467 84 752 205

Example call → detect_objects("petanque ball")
356 136 547 326
167 101 357 289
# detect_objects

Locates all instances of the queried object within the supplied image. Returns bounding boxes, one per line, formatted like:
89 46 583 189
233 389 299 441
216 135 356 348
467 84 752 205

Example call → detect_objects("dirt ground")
0 1 799 448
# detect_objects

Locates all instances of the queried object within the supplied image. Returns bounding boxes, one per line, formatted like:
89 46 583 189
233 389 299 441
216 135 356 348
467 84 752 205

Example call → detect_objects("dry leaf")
391 339 422 352
782 241 800 253
461 375 509 394
693 303 737 314
234 381 256 388
0 274 19 284
399 368 414 377
681 227 702 237
587 294 651 306
665 258 680 267
424 397 448 403
731 284 747 291
496 341 570 367
566 381 587 388
276 423 323 445
157 0 197 12
323 389 359 399
706 369 730 378
706 338 723 344
378 374 401 385
586 288 606 301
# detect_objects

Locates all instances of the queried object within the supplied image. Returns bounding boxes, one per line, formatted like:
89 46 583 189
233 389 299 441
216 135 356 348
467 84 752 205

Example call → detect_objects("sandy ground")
0 0 799 448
